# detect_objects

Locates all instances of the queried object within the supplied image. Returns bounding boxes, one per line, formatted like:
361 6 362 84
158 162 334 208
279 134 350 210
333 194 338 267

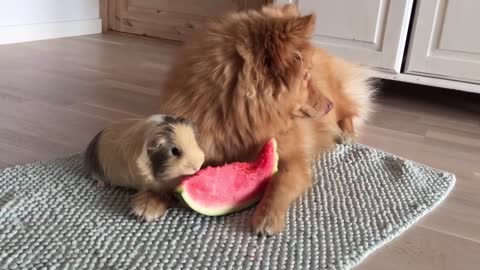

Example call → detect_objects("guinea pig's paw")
130 191 169 222
250 203 286 236
95 180 110 190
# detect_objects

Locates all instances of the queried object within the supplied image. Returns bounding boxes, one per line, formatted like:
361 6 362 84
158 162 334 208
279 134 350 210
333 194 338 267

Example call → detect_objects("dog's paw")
130 191 169 222
251 204 286 236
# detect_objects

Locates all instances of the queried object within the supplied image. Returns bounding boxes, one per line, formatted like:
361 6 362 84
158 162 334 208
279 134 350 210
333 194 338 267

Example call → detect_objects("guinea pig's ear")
147 136 166 152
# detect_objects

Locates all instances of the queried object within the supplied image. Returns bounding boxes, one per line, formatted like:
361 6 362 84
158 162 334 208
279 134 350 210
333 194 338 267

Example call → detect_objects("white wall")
0 0 101 44
0 0 99 26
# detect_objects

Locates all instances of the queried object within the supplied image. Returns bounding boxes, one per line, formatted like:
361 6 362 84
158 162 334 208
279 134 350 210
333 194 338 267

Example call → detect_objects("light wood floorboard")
0 33 479 269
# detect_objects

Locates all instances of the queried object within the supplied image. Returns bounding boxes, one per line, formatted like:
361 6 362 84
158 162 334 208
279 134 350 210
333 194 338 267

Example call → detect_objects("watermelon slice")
176 138 279 216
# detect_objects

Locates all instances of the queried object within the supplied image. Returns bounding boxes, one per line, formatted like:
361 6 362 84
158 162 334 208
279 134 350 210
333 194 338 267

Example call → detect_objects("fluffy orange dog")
151 4 374 235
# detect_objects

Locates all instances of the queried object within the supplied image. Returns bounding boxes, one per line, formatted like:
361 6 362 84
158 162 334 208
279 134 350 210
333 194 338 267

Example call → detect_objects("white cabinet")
275 0 480 93
405 0 480 84
277 0 413 72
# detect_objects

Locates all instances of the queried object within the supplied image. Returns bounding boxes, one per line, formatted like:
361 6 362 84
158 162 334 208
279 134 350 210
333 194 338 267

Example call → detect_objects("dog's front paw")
251 203 286 236
130 191 169 222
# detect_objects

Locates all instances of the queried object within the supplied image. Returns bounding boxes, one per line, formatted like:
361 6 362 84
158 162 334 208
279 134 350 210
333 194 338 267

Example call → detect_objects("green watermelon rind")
176 139 279 216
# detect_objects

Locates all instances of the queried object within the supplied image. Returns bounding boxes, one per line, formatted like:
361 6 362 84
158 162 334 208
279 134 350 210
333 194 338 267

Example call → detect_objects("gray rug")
0 144 455 270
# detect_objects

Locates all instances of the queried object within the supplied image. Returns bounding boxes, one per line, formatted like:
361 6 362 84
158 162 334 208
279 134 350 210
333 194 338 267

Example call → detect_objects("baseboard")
0 19 102 45
371 70 480 94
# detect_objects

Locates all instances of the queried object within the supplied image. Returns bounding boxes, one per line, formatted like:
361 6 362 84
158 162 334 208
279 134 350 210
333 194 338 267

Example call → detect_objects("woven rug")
0 144 455 270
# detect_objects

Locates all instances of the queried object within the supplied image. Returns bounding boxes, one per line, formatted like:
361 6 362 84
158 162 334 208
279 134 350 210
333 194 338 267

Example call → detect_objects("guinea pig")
84 114 205 221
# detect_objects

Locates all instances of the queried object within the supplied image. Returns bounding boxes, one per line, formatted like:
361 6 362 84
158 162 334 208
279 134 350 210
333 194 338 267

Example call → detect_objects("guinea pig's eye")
171 147 181 157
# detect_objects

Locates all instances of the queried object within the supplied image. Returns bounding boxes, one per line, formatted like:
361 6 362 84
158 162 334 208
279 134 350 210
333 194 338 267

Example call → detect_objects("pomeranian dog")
84 114 205 221
154 4 374 234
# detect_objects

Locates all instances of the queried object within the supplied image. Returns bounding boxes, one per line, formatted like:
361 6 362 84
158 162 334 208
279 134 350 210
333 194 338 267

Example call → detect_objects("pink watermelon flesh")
176 138 279 216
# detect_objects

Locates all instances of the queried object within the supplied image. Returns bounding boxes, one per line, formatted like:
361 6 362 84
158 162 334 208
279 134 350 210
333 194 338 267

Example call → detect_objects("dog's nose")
324 99 334 115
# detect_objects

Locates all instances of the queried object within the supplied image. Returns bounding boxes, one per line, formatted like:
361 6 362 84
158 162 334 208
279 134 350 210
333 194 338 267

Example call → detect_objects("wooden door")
276 0 413 73
105 0 265 41
405 0 480 84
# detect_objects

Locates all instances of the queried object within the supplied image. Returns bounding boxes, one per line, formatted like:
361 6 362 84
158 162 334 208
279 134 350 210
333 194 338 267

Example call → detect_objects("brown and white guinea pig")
84 114 205 221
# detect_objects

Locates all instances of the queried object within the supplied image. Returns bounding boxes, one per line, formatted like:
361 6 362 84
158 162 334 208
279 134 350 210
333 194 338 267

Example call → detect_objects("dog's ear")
262 4 300 18
281 4 300 17
285 14 316 38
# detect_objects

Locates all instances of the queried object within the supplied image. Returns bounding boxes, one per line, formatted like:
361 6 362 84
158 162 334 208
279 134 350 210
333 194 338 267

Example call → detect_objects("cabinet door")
406 0 480 84
108 0 264 41
276 0 413 72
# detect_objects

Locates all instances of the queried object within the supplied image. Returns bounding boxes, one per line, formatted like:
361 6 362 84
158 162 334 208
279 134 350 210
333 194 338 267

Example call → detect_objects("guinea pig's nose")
190 164 201 173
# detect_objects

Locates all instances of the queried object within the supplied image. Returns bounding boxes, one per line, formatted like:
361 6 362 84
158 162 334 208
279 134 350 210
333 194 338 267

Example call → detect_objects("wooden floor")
1 33 479 269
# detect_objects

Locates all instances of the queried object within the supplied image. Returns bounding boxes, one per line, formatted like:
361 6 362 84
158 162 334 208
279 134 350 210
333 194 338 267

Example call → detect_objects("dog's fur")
154 4 375 234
